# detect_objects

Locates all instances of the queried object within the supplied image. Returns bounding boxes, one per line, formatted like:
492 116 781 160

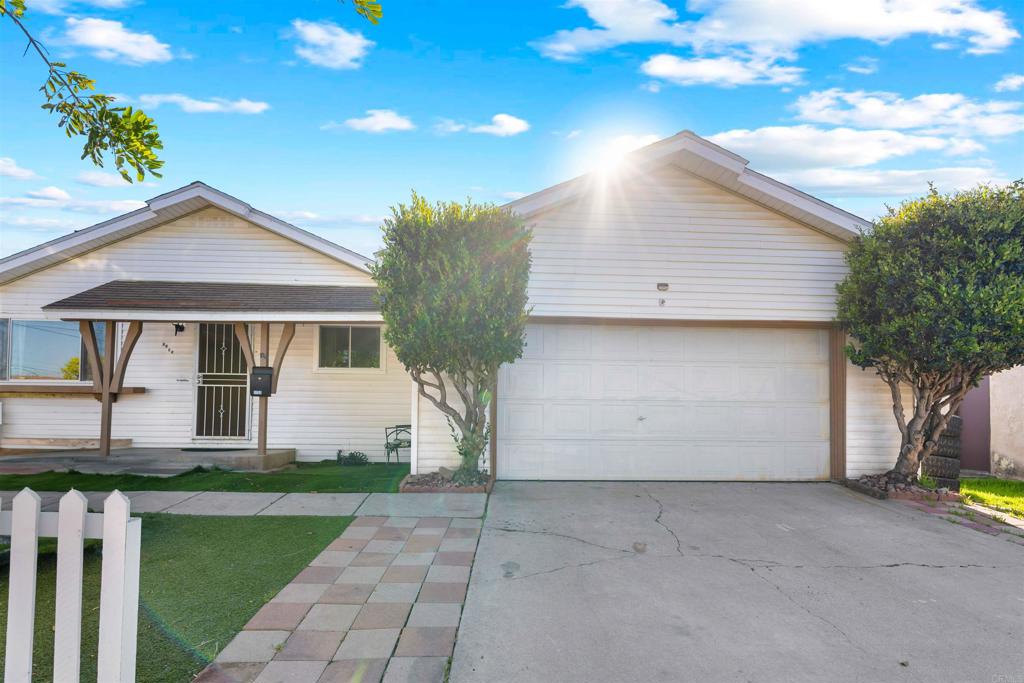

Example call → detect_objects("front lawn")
0 513 350 682
0 461 408 494
960 478 1024 519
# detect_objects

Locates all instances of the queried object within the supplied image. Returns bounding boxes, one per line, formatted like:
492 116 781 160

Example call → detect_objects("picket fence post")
4 489 41 683
1 488 141 683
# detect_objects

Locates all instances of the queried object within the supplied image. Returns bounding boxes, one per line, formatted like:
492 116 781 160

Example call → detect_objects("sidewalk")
197 515 482 683
0 490 488 518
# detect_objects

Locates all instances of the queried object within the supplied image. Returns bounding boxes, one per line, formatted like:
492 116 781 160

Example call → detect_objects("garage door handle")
637 416 646 422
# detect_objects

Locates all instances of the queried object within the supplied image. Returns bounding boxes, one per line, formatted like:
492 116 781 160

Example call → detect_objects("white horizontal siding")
0 209 411 461
846 362 908 477
257 324 411 461
414 390 463 473
1 207 372 316
524 166 848 321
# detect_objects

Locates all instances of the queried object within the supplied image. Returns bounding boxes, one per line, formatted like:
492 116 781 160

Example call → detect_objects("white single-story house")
0 131 905 481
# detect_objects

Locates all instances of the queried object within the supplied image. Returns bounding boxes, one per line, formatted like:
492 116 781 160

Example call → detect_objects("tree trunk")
885 373 972 484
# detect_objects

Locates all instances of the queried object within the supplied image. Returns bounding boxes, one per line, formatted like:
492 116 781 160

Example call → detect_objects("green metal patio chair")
385 424 412 463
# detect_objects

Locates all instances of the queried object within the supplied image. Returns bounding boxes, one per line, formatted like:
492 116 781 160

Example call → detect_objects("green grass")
960 478 1024 519
0 513 350 682
0 461 409 494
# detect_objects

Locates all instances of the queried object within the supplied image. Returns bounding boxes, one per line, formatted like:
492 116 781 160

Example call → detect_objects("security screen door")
195 323 249 438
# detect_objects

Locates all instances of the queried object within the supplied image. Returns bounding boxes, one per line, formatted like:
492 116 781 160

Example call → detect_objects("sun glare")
592 134 661 175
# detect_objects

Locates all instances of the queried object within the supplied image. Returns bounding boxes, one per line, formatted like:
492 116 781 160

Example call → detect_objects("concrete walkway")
197 515 482 683
0 490 488 517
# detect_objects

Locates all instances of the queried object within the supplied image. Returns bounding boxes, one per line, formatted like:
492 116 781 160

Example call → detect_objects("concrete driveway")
451 482 1024 683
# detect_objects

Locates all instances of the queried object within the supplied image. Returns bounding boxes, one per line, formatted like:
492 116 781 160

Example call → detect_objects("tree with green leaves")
836 182 1024 483
373 194 532 481
0 0 382 182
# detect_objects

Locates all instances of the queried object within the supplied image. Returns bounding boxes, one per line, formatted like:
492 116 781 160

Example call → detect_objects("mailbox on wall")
250 366 274 396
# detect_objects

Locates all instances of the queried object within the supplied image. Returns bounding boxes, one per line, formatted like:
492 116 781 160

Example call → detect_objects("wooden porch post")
258 322 269 456
98 321 116 457
79 320 144 457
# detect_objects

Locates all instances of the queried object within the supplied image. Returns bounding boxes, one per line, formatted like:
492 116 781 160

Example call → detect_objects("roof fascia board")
44 309 384 323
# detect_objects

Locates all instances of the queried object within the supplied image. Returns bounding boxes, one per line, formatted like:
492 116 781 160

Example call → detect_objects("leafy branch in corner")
1 0 163 182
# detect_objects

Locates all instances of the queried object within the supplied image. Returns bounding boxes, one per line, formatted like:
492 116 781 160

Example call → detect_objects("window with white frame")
0 319 104 382
317 325 382 370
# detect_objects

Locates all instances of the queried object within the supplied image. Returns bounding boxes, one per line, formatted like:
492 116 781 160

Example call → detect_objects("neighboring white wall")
0 208 411 461
990 365 1024 478
524 165 848 321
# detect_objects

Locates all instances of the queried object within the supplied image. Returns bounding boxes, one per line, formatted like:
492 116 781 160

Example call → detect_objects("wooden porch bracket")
232 322 299 455
233 323 256 370
79 321 145 457
271 323 296 394
111 321 142 393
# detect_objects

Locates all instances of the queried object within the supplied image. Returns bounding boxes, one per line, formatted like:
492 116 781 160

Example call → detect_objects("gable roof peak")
0 181 373 285
506 130 869 242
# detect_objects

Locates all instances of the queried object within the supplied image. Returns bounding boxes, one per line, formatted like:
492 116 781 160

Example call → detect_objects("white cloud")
500 191 528 200
290 19 373 69
434 118 467 134
994 73 1024 92
28 186 72 201
64 17 172 65
137 94 270 114
0 215 78 232
533 0 1017 84
76 170 130 187
794 88 1024 137
844 56 878 75
0 187 145 214
29 0 133 14
641 53 803 87
0 158 39 180
335 109 415 133
469 114 530 137
707 125 956 170
776 166 1006 197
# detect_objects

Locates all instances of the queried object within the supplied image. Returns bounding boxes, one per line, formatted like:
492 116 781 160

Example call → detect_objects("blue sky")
1 0 1023 258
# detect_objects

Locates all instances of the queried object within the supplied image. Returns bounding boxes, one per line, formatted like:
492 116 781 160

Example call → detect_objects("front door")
195 323 249 438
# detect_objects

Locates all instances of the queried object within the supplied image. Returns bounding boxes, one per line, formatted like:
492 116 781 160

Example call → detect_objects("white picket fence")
1 489 141 683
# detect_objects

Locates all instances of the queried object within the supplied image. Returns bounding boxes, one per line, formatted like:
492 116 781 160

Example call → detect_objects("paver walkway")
196 515 482 683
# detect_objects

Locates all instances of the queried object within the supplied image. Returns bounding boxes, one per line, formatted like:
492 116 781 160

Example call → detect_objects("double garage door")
496 323 831 481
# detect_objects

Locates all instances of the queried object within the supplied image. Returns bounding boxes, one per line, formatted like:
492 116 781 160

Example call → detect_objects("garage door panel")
503 402 545 438
638 365 686 398
544 403 591 436
783 405 829 440
782 366 829 401
591 326 639 359
638 406 688 435
685 366 739 400
545 324 592 358
498 324 830 481
736 406 784 439
595 365 639 397
592 404 641 435
736 366 783 400
786 330 829 362
684 329 741 360
546 363 592 398
502 361 544 399
639 327 687 359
